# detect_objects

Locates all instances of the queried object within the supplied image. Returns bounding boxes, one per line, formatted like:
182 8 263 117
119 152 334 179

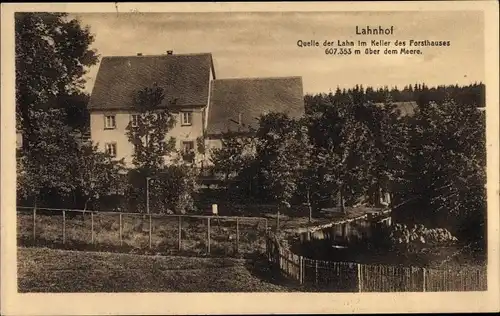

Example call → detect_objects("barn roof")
88 53 215 110
206 76 305 136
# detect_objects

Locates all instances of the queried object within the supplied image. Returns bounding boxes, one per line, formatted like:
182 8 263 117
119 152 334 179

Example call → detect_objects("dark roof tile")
88 53 215 110
207 77 304 135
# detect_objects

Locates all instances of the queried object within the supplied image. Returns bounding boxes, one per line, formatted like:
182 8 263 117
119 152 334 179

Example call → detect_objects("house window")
104 115 116 129
182 141 195 163
181 112 192 126
105 143 117 157
130 114 139 127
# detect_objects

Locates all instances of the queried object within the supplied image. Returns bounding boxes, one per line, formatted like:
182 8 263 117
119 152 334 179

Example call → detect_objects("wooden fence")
266 234 487 292
17 206 268 257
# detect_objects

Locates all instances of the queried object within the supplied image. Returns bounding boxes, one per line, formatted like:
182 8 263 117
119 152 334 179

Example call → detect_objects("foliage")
125 85 177 171
73 144 126 210
397 100 486 240
125 85 199 214
363 96 410 205
17 108 124 208
15 12 98 136
255 113 310 209
17 109 80 204
126 165 197 214
307 92 375 211
158 165 198 213
210 130 257 181
304 82 485 111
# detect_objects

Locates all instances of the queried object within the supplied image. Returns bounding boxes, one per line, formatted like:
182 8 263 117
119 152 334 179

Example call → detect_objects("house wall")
90 108 206 168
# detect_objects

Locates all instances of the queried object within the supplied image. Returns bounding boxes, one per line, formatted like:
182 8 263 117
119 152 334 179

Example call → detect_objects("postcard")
1 1 499 315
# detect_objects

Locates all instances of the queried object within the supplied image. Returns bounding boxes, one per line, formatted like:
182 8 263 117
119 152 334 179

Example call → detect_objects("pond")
289 214 443 267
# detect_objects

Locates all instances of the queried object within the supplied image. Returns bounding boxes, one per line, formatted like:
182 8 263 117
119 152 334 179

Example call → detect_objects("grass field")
18 247 298 292
17 210 268 257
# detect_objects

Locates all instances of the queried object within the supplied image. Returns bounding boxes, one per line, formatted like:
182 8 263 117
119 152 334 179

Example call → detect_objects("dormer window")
181 111 192 126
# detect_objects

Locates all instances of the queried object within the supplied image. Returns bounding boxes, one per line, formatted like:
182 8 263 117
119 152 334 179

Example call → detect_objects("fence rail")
17 206 268 258
266 234 487 292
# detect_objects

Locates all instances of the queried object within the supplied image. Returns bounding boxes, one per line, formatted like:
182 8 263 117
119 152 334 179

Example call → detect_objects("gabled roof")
207 76 304 136
88 53 215 111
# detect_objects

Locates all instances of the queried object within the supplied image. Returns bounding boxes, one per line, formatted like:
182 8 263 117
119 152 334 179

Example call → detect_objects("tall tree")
308 95 373 213
125 85 198 214
15 13 99 140
256 113 312 227
16 109 79 207
401 100 486 241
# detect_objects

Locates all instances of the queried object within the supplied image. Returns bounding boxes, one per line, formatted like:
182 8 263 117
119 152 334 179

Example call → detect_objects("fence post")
207 217 211 254
357 263 362 292
422 267 426 292
299 256 303 284
91 212 94 244
315 260 319 285
32 207 36 241
178 216 182 251
149 214 152 249
276 211 280 232
62 210 66 244
119 213 123 246
236 218 239 254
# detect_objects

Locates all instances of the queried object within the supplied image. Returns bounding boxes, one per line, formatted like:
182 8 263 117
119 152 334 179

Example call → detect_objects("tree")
15 13 99 141
73 144 126 210
256 113 311 228
362 96 409 207
295 123 319 222
125 85 199 214
16 108 125 209
401 100 486 242
307 94 373 213
16 109 79 207
125 85 177 172
210 130 257 182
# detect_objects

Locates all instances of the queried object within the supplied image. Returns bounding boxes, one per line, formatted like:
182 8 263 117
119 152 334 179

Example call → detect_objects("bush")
126 165 198 214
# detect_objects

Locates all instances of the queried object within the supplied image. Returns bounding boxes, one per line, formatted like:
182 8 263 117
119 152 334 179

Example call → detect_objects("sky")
73 11 485 95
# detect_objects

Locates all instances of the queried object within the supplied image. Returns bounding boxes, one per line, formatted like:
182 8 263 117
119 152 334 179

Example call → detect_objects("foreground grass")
18 247 297 292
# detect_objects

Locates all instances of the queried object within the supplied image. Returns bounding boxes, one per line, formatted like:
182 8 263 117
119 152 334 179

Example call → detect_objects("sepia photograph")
1 1 499 315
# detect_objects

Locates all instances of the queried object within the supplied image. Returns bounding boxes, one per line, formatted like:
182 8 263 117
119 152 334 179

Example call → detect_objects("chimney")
166 50 173 55
137 53 143 56
238 113 242 125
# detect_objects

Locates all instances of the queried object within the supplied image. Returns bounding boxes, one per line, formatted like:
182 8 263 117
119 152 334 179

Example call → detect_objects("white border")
1 2 499 315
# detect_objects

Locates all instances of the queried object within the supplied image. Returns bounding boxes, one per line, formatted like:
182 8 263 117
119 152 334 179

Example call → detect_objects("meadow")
17 209 269 258
18 247 297 292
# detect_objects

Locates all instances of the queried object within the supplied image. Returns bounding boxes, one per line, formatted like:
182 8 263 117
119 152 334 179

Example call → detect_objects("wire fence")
266 234 487 292
17 206 268 258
